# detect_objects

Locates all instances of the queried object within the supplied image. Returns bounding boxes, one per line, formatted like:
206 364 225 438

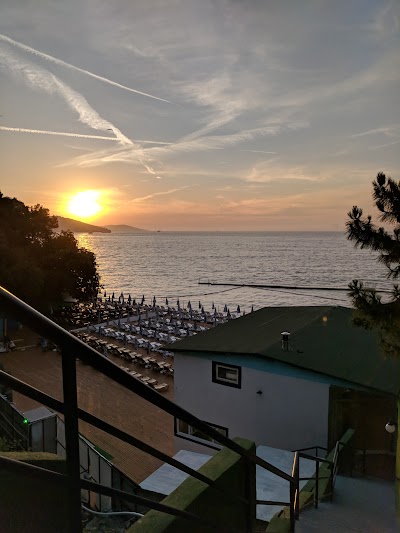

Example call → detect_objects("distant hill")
104 224 149 233
56 216 111 233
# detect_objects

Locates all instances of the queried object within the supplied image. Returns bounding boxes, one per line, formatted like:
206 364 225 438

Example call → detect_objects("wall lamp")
385 420 397 434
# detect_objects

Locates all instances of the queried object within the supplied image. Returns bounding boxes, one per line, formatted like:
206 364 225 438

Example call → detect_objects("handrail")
0 287 291 480
0 286 296 532
0 455 228 532
0 370 247 506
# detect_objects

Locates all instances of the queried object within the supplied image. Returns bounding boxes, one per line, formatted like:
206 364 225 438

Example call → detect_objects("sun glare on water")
67 190 103 219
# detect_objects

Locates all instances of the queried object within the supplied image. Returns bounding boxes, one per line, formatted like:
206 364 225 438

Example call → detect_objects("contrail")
0 126 172 144
0 33 172 104
0 126 119 141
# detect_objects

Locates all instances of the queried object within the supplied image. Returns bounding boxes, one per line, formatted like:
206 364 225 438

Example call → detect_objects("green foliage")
0 192 100 312
346 172 400 357
0 436 19 452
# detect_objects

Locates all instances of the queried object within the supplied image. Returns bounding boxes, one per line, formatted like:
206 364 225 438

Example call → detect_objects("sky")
0 0 399 231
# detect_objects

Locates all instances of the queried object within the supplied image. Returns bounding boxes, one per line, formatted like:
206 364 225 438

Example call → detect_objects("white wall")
174 354 330 454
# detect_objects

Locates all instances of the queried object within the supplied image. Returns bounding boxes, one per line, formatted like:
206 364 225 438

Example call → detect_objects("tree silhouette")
0 192 100 313
346 172 400 356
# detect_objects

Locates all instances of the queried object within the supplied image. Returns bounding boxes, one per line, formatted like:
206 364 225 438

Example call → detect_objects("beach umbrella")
214 308 217 316
177 299 180 308
165 298 169 306
132 298 136 305
141 295 145 305
201 306 205 314
104 291 107 298
198 301 202 309
227 309 231 319
127 294 131 304
223 304 228 313
118 296 122 304
237 305 241 314
212 302 215 309
112 292 115 301
251 305 254 313
187 300 192 310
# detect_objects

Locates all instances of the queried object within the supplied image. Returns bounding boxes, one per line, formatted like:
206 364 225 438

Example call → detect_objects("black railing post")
61 350 82 532
314 460 319 509
295 453 300 520
289 480 296 532
244 456 256 532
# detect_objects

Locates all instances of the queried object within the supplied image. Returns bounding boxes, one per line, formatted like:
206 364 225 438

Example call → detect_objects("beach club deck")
0 327 175 484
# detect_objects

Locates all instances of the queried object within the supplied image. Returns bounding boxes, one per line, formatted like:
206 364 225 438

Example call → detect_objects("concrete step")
295 476 396 532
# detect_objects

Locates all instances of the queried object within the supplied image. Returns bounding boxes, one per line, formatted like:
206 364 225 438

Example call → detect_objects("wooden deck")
0 328 175 484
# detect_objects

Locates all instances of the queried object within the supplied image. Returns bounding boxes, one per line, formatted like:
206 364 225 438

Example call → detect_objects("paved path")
296 476 397 532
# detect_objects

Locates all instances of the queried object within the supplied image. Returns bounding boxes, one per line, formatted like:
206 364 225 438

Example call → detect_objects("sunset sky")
0 1 399 230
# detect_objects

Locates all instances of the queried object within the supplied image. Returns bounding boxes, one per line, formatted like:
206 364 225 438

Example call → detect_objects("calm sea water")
76 232 390 313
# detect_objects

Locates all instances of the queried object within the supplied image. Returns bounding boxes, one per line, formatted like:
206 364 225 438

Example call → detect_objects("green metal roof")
169 306 400 396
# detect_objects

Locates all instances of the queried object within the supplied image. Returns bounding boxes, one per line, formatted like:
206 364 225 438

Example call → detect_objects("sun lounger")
154 383 169 392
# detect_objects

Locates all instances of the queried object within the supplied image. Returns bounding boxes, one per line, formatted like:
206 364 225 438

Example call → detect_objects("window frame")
212 361 242 389
174 418 229 450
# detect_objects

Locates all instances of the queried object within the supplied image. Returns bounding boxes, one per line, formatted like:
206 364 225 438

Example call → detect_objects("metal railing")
291 440 344 519
0 286 297 532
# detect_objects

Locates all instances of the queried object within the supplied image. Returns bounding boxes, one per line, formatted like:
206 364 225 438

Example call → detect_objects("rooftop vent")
281 331 290 351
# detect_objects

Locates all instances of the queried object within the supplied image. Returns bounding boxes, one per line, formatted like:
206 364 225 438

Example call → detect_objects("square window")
212 361 241 388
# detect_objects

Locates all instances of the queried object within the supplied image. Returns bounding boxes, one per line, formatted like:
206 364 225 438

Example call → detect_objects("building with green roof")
169 306 397 467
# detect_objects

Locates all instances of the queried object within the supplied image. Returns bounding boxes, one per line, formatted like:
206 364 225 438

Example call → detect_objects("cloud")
0 47 131 145
243 163 323 184
0 126 120 142
0 125 173 144
0 47 166 176
0 33 172 104
351 124 400 138
241 150 277 154
130 185 195 203
145 122 308 158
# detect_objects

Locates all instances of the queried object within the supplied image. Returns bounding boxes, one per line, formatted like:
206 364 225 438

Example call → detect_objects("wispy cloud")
0 126 120 142
130 185 195 203
241 149 277 154
369 139 400 150
0 33 172 104
178 75 248 140
0 126 172 144
0 47 131 145
0 47 166 176
351 124 400 138
146 122 308 158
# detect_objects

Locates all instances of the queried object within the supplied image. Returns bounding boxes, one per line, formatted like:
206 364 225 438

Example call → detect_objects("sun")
67 190 103 219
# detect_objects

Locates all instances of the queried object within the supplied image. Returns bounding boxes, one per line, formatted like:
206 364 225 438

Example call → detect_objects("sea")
76 232 392 314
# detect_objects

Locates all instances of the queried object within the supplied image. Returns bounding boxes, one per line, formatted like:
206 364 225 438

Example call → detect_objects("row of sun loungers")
75 333 174 378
